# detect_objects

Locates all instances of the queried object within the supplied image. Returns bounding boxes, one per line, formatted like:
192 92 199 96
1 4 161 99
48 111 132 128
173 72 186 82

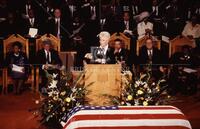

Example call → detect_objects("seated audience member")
47 8 71 51
20 0 34 17
87 31 115 64
192 38 200 67
139 38 165 79
137 18 153 39
182 15 200 40
23 9 40 37
36 40 62 92
151 0 161 18
4 42 30 95
0 12 19 37
47 9 63 38
113 39 129 66
121 12 136 36
131 0 141 16
169 45 197 95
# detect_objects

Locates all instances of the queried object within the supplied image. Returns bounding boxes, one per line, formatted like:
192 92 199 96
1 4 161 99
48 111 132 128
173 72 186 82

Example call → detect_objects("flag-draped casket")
61 106 192 129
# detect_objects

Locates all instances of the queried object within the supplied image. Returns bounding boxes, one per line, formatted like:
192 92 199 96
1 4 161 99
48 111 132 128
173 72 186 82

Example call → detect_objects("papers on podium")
12 64 24 73
28 28 38 38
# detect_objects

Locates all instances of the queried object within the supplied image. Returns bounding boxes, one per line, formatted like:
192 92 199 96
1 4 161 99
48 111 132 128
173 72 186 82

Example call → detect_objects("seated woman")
4 41 30 95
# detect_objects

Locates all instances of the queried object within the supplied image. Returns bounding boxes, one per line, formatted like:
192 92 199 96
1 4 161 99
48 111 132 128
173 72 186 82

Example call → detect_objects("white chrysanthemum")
147 88 152 93
49 80 58 89
52 73 58 79
48 91 53 97
144 83 148 88
135 80 141 86
71 87 77 92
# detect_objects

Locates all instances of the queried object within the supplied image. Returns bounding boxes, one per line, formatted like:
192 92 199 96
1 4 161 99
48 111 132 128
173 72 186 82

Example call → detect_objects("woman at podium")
87 31 115 64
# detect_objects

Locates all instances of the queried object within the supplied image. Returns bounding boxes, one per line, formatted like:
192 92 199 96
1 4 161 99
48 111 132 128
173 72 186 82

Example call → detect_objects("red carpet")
0 91 46 129
0 90 200 129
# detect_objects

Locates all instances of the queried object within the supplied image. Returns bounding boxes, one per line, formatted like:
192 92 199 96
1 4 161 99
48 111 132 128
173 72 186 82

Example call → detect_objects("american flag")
61 106 192 129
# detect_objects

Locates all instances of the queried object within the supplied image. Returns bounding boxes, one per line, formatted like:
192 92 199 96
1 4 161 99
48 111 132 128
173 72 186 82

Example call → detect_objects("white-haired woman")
85 31 115 64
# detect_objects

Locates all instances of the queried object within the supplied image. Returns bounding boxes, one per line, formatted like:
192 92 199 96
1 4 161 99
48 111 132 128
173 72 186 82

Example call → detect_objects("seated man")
36 39 62 92
121 12 136 36
137 18 153 39
182 15 200 40
89 31 115 64
113 39 129 66
4 42 30 95
139 38 165 79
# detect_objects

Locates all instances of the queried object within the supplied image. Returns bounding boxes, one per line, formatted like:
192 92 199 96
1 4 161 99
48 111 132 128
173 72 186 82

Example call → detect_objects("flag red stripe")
64 114 186 128
75 126 189 129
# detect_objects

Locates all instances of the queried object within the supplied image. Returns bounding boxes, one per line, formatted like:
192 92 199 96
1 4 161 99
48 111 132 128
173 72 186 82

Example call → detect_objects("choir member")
47 9 63 38
20 0 35 17
47 8 71 50
131 0 141 16
79 0 98 21
182 15 200 40
22 9 40 36
121 12 136 35
0 12 20 37
137 18 153 39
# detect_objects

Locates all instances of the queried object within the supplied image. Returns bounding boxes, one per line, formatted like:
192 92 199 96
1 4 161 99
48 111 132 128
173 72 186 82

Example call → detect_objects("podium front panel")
84 64 121 106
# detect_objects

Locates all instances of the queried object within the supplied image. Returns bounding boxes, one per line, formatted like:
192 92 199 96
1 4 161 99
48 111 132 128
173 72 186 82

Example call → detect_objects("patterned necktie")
148 50 152 61
101 48 105 55
30 19 34 26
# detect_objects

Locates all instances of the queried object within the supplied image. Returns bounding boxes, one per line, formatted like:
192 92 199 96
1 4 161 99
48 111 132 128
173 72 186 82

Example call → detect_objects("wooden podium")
84 64 121 106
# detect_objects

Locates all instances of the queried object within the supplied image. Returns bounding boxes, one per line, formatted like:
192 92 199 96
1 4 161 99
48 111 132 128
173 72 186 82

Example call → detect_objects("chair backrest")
3 34 29 58
136 36 161 56
169 36 195 57
36 34 60 52
109 32 131 50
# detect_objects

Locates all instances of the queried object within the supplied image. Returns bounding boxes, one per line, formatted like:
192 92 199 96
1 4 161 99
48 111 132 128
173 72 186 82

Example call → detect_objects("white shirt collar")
100 44 109 55
44 49 51 63
44 49 50 54
147 49 153 55
55 18 60 22
14 53 19 57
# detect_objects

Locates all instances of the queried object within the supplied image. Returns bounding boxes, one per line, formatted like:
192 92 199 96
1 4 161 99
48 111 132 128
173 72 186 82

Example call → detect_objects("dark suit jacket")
139 46 167 79
120 20 137 32
80 4 99 21
139 46 164 67
91 46 115 64
46 18 69 38
22 18 40 35
113 48 130 64
36 49 62 68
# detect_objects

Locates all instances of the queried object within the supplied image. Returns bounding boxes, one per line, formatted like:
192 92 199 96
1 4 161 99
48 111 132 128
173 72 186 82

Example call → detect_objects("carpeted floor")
0 90 46 129
0 88 200 129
